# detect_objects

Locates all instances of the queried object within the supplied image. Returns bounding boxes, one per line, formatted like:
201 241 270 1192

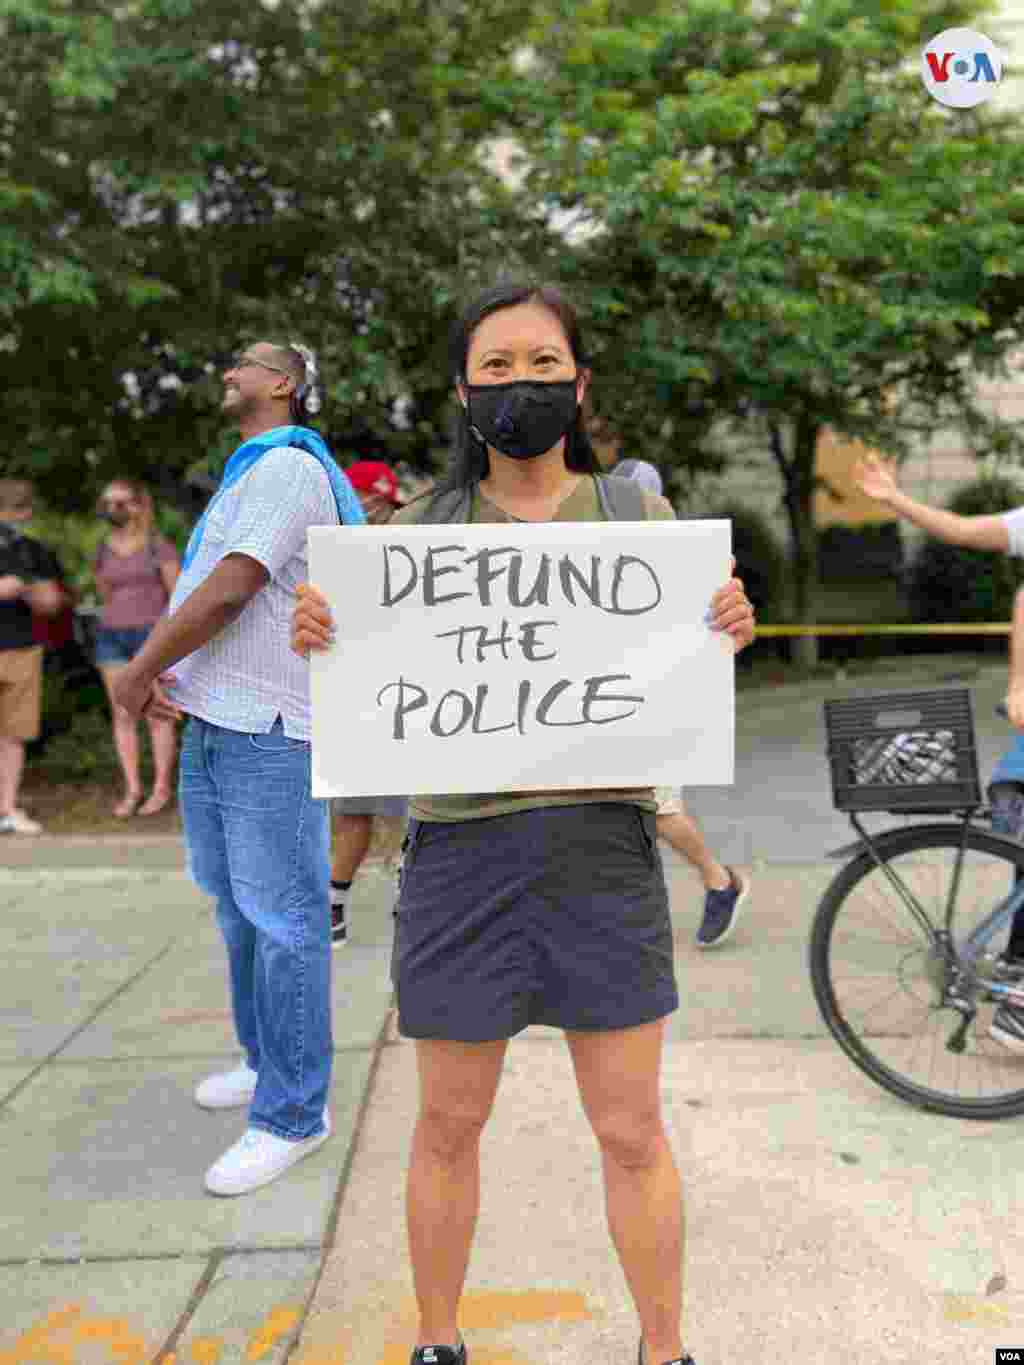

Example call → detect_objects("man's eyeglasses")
228 352 292 377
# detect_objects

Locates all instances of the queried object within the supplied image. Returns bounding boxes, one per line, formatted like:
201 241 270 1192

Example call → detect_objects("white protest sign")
309 520 733 797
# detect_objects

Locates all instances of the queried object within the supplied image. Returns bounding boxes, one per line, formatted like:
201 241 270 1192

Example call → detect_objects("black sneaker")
989 1003 1024 1052
410 1343 466 1365
695 866 749 949
638 1341 695 1365
330 906 347 948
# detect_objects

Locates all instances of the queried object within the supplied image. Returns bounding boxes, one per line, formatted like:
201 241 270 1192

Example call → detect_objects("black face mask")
466 380 579 461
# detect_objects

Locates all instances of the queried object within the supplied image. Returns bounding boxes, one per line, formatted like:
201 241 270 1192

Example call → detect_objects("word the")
436 619 558 665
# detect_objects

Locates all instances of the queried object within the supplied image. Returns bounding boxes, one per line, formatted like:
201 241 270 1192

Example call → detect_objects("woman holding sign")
292 282 754 1365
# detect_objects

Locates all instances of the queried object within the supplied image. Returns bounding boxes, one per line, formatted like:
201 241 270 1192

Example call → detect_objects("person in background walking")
329 459 408 945
93 478 181 817
612 457 752 948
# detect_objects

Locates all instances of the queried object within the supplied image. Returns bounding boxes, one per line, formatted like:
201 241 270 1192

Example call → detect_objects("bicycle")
810 686 1024 1119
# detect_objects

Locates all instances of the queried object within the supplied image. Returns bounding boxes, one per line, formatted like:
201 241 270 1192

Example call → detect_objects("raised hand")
853 452 898 504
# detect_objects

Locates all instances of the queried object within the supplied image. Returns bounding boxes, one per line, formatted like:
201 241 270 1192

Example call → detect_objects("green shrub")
817 521 903 582
697 501 788 621
28 707 122 785
907 475 1024 623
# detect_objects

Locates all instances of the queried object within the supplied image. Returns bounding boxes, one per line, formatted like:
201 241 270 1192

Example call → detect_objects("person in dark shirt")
0 480 65 835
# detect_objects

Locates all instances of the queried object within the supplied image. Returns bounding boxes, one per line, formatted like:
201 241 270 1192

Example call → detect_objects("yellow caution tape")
755 623 1010 636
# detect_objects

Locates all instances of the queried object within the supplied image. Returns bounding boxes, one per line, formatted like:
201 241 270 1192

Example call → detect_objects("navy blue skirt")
393 803 677 1041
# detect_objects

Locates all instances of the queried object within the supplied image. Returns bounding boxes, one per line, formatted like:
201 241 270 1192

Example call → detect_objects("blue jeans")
180 716 332 1140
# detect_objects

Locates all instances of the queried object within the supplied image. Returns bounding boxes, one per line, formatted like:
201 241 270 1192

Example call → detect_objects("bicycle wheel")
810 823 1024 1118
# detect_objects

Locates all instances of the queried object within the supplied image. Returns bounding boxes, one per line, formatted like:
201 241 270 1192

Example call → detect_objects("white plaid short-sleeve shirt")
166 446 338 740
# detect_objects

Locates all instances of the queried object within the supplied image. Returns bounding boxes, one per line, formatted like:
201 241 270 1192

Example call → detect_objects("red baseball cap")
345 460 401 505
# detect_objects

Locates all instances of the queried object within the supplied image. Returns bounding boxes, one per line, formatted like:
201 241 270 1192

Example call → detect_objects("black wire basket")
824 688 982 814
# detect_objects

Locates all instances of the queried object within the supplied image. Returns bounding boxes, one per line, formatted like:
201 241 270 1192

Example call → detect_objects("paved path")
2 656 1023 1365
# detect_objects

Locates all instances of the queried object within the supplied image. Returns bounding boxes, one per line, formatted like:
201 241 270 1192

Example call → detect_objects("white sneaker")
194 1063 258 1110
204 1112 332 1196
0 809 43 835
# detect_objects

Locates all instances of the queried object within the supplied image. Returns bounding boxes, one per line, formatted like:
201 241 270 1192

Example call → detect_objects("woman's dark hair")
436 280 599 494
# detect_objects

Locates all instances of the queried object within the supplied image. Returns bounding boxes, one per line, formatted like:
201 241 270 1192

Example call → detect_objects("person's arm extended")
853 453 1009 551
112 553 268 718
21 578 64 617
1007 588 1024 730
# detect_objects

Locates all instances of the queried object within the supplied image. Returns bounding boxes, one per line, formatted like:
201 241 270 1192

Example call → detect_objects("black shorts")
393 803 678 1041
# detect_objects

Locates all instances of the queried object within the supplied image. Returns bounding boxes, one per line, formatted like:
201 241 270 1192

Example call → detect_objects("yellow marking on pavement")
44 1314 82 1335
74 1320 133 1343
108 1336 147 1365
359 1288 595 1365
289 1350 346 1365
1 1322 75 1365
189 1340 223 1365
5 1286 595 1365
943 1293 1010 1324
3 1309 150 1365
458 1290 593 1327
246 1308 302 1361
2 1303 80 1362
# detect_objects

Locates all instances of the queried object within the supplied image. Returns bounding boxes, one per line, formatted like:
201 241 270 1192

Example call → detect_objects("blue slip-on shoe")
695 866 749 949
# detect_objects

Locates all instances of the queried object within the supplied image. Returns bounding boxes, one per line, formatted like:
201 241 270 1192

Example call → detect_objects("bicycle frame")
829 810 1024 1006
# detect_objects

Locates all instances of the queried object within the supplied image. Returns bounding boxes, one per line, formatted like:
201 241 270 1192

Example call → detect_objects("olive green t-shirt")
390 475 675 823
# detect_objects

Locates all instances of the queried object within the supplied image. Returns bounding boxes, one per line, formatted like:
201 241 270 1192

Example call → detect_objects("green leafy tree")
0 0 549 511
479 0 1024 660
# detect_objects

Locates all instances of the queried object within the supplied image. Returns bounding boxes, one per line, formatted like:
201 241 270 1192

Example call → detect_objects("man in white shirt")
113 342 365 1195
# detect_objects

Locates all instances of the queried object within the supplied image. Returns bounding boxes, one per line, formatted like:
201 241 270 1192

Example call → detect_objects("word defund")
381 544 662 616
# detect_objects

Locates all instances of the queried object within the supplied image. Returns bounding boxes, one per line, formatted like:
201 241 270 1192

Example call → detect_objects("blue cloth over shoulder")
183 424 365 571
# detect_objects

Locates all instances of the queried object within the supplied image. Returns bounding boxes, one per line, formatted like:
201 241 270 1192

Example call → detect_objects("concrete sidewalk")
4 656 1024 1365
3 846 1023 1365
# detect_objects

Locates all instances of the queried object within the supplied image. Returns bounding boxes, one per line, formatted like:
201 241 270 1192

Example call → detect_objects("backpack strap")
597 474 650 521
